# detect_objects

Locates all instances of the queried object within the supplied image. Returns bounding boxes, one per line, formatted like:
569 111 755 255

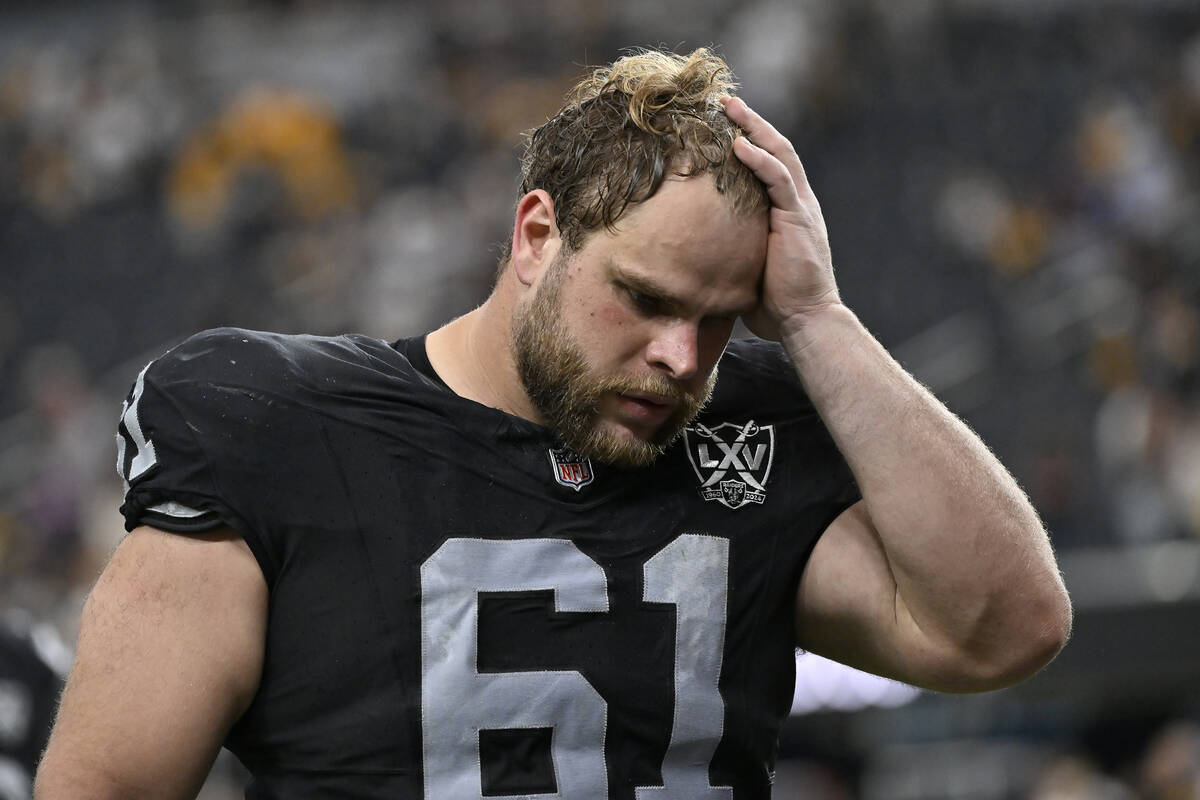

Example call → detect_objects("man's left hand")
722 96 841 341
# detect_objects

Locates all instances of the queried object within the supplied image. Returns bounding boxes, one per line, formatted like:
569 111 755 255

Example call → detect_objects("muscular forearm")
784 302 1071 685
720 93 1069 687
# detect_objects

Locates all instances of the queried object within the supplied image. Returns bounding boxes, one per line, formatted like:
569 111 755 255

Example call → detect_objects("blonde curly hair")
508 47 767 259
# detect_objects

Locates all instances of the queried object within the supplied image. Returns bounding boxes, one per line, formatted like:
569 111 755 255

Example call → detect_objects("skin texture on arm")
723 96 1072 692
34 526 266 800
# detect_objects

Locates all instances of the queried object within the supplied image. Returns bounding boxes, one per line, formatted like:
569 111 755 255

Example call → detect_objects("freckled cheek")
587 301 650 362
596 301 628 327
566 294 623 330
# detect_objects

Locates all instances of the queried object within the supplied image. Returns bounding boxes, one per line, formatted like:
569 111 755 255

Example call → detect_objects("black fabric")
479 727 556 796
0 622 63 784
399 334 449 389
118 327 860 799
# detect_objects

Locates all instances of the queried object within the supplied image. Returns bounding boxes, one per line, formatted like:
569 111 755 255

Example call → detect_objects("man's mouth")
614 391 677 424
621 390 674 406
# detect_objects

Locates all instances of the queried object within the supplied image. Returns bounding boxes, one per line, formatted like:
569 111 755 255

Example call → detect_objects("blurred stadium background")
1 0 1198 797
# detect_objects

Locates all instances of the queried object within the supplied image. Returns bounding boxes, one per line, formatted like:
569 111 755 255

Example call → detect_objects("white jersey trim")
146 501 209 519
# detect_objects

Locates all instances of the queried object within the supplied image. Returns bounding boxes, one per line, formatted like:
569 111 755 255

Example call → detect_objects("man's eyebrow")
607 258 756 318
610 265 678 306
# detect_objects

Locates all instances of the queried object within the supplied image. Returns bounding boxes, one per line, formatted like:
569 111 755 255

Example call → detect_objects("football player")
36 48 1071 799
0 613 65 800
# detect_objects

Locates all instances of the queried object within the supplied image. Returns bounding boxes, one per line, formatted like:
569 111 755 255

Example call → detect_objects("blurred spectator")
13 345 106 588
167 87 356 238
1140 721 1200 800
1030 752 1135 800
0 611 68 800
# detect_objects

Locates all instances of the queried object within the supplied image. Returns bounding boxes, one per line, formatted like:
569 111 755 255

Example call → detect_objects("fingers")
722 96 816 207
731 136 802 213
722 96 790 159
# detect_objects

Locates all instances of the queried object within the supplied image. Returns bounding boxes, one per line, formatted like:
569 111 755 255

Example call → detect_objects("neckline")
394 334 551 440
399 334 451 391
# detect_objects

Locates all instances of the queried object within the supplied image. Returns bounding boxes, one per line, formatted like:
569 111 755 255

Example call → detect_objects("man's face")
513 175 768 468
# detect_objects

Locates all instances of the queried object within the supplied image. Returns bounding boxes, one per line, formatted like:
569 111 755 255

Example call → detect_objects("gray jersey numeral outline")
420 535 731 799
116 363 158 490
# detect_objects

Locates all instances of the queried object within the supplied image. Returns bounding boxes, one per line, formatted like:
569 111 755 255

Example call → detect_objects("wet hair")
503 47 767 262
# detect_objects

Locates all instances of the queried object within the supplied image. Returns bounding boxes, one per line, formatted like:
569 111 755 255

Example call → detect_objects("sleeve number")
116 363 158 487
420 535 733 799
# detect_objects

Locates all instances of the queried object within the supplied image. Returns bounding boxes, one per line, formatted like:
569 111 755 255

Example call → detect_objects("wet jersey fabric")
116 327 859 799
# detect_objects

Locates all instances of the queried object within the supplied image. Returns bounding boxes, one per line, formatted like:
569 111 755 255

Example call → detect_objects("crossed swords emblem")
685 420 774 508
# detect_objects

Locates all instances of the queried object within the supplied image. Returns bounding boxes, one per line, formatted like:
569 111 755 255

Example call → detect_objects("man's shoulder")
145 327 413 396
708 337 809 417
117 329 427 541
718 337 789 374
125 327 428 464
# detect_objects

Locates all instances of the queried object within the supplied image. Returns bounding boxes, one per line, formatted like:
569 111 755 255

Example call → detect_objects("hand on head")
721 96 842 341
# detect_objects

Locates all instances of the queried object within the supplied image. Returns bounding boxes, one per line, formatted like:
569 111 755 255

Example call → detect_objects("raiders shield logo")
684 420 774 509
548 446 595 491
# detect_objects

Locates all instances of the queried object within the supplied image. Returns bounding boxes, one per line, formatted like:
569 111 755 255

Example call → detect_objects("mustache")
587 373 691 405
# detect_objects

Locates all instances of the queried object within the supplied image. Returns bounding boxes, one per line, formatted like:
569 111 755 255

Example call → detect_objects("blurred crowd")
774 717 1200 799
0 0 1198 797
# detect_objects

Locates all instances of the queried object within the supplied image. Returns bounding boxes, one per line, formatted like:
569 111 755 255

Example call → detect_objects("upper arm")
797 498 1069 693
794 501 960 690
35 526 267 800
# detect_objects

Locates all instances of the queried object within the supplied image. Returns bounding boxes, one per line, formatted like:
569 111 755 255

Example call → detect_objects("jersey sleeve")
116 357 234 535
115 328 306 583
116 327 421 589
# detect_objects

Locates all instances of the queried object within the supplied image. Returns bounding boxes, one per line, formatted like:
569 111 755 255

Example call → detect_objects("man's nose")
645 321 700 380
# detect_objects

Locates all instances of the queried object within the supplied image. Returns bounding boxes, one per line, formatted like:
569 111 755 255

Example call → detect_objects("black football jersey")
117 328 859 799
0 618 64 795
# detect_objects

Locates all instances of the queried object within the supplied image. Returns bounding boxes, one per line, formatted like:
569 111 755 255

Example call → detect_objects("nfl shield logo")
548 446 595 491
684 420 774 509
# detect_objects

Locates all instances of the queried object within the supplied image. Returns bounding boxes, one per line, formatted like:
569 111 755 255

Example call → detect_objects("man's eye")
626 288 662 313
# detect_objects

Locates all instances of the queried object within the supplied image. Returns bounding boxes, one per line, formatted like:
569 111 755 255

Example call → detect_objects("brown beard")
512 255 717 468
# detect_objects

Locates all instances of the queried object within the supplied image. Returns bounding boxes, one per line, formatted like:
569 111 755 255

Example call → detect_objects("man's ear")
510 190 561 287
